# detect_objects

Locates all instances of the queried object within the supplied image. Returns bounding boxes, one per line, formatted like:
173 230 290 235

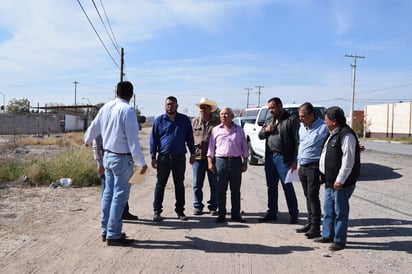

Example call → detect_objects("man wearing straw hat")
192 97 220 216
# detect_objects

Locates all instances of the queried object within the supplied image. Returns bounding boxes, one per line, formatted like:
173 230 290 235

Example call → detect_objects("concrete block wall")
0 114 61 135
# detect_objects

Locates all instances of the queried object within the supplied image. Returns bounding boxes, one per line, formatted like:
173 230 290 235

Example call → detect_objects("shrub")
28 149 100 187
0 157 24 182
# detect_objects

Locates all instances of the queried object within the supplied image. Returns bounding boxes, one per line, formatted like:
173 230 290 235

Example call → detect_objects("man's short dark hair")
325 106 346 125
116 81 134 100
299 102 316 118
268 97 283 106
166 96 178 104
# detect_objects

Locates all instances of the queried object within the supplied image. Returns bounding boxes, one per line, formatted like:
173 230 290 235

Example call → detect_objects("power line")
76 0 120 69
99 0 120 52
92 0 120 55
357 83 412 95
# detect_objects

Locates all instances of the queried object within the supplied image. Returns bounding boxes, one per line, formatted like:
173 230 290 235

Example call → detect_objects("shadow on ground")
359 163 402 181
347 217 412 254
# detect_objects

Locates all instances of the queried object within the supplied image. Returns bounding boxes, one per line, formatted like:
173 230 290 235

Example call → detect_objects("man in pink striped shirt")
207 107 249 223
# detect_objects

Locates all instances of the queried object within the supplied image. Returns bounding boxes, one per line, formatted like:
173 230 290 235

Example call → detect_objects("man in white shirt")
85 81 147 246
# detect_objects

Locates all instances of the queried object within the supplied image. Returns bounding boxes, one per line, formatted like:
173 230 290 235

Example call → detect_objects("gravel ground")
0 128 411 273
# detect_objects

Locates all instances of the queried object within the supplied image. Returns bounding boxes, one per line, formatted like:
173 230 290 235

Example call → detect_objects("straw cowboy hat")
195 97 218 112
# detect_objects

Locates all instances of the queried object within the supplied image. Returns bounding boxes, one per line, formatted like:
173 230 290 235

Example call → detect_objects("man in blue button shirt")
150 96 196 221
296 102 327 239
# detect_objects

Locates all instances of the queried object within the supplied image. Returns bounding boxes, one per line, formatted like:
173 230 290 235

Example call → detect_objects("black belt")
300 161 319 167
272 151 282 155
105 150 132 156
159 153 183 159
217 156 241 160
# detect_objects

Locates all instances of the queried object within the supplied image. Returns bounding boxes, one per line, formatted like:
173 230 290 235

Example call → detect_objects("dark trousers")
153 154 186 214
215 157 242 218
298 163 321 226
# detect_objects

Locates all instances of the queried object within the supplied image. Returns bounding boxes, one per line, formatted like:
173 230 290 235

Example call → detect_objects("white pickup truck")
243 104 326 165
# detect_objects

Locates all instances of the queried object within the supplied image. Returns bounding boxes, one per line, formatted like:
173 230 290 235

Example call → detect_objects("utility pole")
244 88 253 108
120 47 125 81
255 85 264 107
73 81 78 106
345 54 365 128
0 91 5 113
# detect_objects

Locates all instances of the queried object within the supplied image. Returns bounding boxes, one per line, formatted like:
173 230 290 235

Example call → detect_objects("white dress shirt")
84 98 146 167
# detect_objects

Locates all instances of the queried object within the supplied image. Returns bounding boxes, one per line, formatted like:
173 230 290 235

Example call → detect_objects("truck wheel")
248 142 259 165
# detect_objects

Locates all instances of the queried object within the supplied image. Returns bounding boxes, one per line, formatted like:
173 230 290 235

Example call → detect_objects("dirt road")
1 128 411 273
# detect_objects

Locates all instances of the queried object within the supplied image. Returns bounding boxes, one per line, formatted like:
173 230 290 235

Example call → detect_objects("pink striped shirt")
207 123 249 158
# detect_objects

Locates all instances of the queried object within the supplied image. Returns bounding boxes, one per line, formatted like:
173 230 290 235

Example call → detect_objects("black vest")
323 125 360 188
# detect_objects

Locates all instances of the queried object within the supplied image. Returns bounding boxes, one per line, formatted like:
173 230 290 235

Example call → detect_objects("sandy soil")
0 128 411 274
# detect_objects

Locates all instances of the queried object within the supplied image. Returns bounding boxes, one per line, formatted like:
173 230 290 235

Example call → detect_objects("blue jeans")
100 173 106 195
192 159 218 211
215 157 242 218
100 173 130 216
153 154 186 214
102 153 133 239
264 154 299 217
322 184 356 243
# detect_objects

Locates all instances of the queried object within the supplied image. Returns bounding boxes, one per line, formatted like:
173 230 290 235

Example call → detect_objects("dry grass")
0 132 99 187
14 132 84 148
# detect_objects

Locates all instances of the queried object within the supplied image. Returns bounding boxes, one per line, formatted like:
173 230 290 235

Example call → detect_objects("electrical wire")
76 0 120 69
99 0 121 52
91 0 120 55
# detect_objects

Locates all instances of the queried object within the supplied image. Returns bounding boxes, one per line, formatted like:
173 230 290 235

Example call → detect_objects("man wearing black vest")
315 106 361 252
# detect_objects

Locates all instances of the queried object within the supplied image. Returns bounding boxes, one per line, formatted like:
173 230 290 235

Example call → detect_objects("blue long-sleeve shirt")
150 112 195 159
297 117 327 166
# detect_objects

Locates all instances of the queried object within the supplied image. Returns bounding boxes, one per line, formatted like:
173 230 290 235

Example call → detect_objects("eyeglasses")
200 105 210 110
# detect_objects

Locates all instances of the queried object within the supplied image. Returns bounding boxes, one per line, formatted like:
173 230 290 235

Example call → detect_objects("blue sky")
0 0 411 117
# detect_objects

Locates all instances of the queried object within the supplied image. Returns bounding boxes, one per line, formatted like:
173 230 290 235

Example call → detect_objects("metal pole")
120 47 124 81
345 54 364 128
255 85 264 107
0 91 5 113
73 81 79 106
244 88 253 109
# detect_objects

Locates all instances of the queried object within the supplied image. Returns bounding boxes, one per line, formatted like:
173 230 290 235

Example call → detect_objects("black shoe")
122 212 138 220
231 216 246 223
216 215 226 223
177 213 188 221
106 237 135 246
209 210 218 216
193 208 203 215
258 215 277 222
328 242 346 251
305 231 321 239
102 232 127 242
314 237 333 243
289 215 298 224
153 212 163 222
296 224 311 233
304 227 321 239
